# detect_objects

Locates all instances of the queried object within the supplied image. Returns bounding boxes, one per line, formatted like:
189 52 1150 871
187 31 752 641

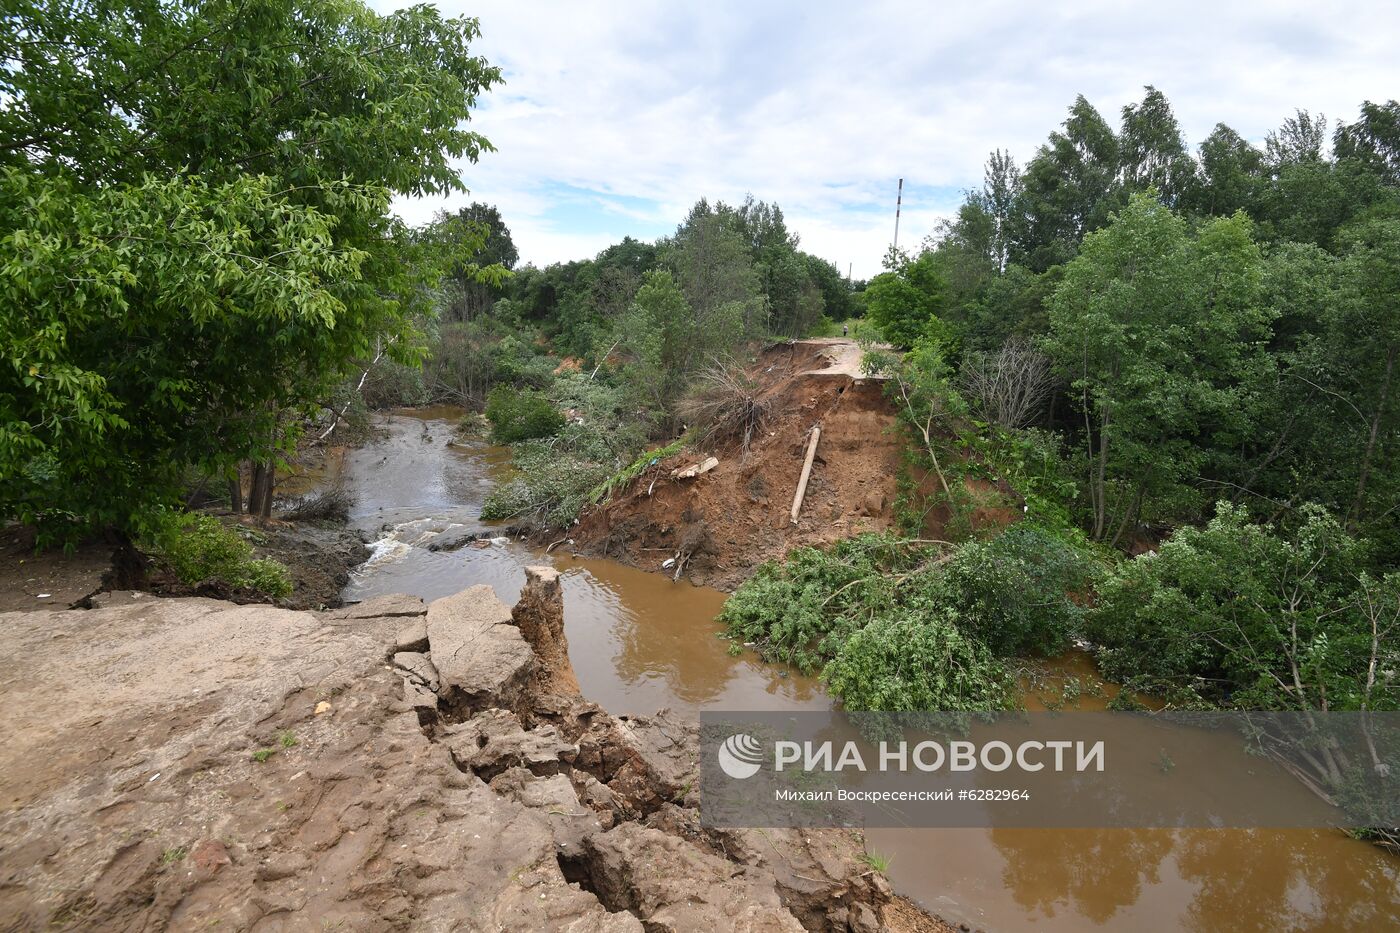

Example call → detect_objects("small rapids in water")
333 408 1400 933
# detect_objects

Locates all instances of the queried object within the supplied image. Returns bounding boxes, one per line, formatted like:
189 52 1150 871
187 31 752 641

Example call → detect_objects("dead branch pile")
280 484 356 523
676 359 770 456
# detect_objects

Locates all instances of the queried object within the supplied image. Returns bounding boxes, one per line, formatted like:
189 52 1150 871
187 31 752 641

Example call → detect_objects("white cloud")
374 0 1400 277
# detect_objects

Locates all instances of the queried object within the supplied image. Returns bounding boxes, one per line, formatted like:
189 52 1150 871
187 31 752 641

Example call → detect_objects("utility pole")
892 177 903 252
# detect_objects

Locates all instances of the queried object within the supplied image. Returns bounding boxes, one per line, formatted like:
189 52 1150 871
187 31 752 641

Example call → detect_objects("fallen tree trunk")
790 425 821 524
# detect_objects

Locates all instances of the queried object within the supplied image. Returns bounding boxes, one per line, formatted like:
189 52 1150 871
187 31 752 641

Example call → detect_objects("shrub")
141 511 292 597
720 534 925 674
1087 502 1397 711
721 526 1098 711
481 372 656 529
824 612 1015 713
485 386 564 443
929 524 1099 657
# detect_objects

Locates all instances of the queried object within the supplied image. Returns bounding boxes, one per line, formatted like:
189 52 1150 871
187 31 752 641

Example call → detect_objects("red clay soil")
570 340 906 591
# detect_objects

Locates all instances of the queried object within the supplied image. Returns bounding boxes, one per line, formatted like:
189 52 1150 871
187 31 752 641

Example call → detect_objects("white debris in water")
487 536 508 546
356 535 411 572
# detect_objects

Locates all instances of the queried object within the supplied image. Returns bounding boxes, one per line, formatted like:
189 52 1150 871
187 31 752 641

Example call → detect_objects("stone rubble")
0 563 923 932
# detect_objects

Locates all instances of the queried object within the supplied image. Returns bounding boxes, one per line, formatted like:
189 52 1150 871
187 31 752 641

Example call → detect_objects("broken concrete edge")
379 571 930 933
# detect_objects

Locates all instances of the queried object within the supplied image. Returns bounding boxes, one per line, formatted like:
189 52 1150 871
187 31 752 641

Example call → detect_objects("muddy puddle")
334 408 1400 932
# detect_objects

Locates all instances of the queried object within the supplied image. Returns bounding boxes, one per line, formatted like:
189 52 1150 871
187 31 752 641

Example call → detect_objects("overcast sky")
371 1 1400 278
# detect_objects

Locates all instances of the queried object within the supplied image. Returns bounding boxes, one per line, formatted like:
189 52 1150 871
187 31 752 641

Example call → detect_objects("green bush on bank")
824 611 1016 712
485 386 565 443
720 526 1095 712
933 523 1100 657
140 511 292 597
1086 502 1399 711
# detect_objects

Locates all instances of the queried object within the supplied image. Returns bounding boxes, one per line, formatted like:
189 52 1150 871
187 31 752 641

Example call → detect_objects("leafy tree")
1090 503 1398 714
1335 100 1400 186
1332 217 1400 531
609 266 747 425
803 253 856 322
1089 502 1398 810
440 202 518 322
665 211 763 333
862 250 951 349
1188 123 1266 218
1232 217 1400 552
1014 95 1120 270
0 0 500 537
929 523 1098 657
1266 110 1330 168
1118 86 1196 206
1043 194 1272 542
983 149 1022 272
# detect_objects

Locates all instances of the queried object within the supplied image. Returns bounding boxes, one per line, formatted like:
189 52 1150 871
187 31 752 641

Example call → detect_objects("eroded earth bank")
0 568 943 931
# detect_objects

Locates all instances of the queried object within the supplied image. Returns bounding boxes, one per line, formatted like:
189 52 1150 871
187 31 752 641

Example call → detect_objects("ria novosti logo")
717 733 764 779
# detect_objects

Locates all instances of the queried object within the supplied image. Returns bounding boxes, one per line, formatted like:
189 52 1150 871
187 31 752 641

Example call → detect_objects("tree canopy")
1 0 500 539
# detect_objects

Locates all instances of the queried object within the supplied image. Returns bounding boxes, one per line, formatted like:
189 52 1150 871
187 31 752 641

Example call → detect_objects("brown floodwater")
334 409 1400 931
334 409 822 715
870 655 1400 931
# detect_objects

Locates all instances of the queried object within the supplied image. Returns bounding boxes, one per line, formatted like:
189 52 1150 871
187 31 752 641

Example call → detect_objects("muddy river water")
335 410 1400 932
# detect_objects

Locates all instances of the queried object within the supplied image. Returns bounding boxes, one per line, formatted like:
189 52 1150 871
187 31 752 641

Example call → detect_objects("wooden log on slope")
789 425 821 524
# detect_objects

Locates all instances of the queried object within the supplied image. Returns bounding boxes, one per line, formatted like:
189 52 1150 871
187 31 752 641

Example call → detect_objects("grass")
161 846 188 865
253 730 298 762
860 851 891 873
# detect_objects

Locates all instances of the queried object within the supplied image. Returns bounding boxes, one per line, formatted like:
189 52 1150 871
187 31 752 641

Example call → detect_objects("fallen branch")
318 336 395 442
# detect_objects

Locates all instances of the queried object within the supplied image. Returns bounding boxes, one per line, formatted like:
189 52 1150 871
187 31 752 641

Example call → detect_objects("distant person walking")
842 323 848 337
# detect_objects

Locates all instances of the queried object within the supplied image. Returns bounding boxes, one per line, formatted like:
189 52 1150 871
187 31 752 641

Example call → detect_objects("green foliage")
722 528 1094 712
1014 94 1120 270
721 534 924 674
864 339 980 535
481 373 650 528
1 0 501 541
862 251 952 350
438 202 519 323
141 511 292 598
588 438 688 505
485 387 564 443
1088 502 1398 712
823 613 1016 713
1043 193 1273 542
931 524 1100 657
859 851 892 873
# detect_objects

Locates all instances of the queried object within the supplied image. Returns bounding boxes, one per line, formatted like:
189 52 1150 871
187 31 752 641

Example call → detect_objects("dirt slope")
570 340 904 590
